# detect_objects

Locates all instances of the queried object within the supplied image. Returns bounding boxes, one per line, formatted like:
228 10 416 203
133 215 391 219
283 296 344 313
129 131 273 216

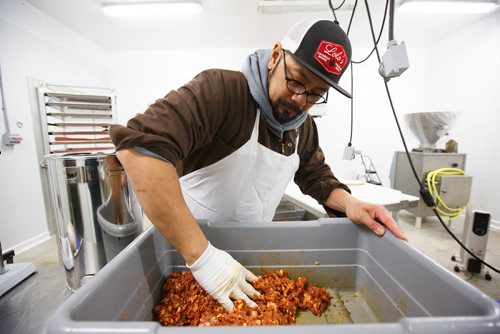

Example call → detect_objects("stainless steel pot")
45 153 142 291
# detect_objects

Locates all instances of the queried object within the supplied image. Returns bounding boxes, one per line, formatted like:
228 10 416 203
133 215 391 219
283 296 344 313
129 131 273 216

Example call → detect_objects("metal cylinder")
45 153 142 291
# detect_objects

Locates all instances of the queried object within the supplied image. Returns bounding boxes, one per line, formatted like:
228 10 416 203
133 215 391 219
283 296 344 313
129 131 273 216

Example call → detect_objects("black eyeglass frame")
282 50 329 105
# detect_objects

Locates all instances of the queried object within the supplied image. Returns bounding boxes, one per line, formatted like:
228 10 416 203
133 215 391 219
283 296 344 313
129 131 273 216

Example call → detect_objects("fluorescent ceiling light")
398 0 499 14
102 0 202 17
257 0 354 13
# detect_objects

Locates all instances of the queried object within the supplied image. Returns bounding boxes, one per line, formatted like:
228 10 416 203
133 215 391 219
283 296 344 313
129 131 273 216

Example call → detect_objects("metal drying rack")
37 84 116 155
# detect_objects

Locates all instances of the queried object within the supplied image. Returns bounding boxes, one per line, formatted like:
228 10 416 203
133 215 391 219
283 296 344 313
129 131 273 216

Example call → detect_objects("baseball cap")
281 18 352 98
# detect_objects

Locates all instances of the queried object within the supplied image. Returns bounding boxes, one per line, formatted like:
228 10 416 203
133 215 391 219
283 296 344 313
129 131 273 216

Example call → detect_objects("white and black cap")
282 18 352 98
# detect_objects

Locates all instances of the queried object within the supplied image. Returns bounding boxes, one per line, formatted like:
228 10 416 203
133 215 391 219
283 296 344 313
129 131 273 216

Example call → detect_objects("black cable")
352 0 389 64
363 0 500 275
380 68 498 274
432 207 500 274
328 0 347 20
343 0 383 148
333 0 347 10
352 45 377 64
364 0 381 62
349 64 354 144
364 0 422 185
380 72 421 186
346 0 358 35
328 0 338 21
335 0 358 148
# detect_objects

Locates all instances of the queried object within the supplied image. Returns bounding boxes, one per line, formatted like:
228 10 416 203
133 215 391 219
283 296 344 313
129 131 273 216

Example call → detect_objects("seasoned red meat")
154 269 331 326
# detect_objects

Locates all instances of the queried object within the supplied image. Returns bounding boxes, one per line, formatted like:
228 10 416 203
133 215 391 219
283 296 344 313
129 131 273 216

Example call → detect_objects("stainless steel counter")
284 181 420 219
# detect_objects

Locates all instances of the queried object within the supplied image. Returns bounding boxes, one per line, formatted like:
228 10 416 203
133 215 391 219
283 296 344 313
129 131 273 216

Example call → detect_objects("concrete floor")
396 210 500 301
1 211 499 334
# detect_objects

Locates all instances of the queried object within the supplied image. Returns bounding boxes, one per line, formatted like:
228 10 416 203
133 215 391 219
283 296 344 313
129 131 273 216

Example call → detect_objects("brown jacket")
110 69 349 216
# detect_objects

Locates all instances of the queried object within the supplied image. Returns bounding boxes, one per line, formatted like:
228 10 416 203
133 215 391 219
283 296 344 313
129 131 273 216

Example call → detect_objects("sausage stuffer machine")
390 111 472 228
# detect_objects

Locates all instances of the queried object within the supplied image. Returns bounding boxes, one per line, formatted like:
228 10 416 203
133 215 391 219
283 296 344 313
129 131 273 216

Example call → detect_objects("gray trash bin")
46 153 142 291
46 220 500 334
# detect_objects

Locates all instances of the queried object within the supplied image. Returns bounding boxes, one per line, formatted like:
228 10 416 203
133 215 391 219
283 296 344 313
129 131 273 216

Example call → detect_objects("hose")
426 168 466 221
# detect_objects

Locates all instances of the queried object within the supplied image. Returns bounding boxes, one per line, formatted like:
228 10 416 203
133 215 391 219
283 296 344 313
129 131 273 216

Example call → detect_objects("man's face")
267 45 330 124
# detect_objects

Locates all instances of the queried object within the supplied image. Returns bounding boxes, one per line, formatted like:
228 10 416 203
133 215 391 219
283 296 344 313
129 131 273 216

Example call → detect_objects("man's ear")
268 43 282 70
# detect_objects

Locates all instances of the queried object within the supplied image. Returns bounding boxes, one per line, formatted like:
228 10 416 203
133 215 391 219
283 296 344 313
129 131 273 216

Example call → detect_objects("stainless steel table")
284 181 420 219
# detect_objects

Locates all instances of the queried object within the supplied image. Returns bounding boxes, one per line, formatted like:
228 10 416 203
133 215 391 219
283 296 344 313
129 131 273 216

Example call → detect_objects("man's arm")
116 149 260 310
117 149 208 263
325 188 408 241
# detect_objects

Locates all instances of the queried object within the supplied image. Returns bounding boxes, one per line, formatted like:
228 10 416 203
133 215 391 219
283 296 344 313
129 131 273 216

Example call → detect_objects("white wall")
0 1 110 250
315 47 429 184
108 48 256 124
1 1 498 251
425 11 500 220
108 45 428 185
110 41 500 225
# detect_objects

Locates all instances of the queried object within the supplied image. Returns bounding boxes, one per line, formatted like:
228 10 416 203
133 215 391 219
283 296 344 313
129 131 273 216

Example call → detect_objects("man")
110 18 407 312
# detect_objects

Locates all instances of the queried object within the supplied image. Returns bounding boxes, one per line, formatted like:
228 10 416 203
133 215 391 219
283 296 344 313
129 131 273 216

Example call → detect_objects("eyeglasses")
282 50 329 105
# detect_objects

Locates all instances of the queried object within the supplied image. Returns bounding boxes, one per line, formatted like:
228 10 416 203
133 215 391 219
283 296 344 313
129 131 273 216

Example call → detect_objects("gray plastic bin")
46 219 500 334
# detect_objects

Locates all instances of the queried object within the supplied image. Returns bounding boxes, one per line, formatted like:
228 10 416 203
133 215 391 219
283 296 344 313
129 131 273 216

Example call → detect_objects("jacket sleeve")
110 69 244 166
294 116 351 217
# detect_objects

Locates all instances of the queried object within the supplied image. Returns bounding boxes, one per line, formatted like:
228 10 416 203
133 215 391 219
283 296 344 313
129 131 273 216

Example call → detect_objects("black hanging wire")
362 0 500 275
348 64 354 145
341 0 386 148
352 0 389 64
328 0 338 21
333 0 358 147
346 0 358 35
328 0 348 22
333 0 347 10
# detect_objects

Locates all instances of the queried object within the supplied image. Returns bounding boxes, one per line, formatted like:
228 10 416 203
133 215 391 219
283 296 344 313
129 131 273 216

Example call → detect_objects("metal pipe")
0 65 12 134
389 0 395 41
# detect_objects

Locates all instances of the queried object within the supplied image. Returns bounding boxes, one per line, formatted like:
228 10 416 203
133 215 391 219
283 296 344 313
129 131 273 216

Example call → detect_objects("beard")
271 98 303 124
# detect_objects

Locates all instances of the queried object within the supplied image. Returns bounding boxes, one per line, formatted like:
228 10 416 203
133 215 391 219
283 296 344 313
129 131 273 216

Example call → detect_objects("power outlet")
2 132 23 146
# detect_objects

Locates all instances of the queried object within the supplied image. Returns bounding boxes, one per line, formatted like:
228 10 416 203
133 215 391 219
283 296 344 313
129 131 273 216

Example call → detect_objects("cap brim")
290 53 352 99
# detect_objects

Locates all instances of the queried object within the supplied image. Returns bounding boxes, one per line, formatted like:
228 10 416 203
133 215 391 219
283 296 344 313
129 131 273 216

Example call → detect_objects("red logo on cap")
314 40 348 76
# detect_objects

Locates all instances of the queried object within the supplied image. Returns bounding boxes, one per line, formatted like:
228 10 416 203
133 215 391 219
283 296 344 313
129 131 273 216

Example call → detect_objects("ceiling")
24 0 498 52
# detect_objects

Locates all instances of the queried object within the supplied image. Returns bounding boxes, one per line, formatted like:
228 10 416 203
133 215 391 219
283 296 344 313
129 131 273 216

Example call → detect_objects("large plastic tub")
46 219 500 333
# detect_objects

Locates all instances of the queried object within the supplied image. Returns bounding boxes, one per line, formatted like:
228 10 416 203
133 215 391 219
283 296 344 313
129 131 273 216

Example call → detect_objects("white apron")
180 110 300 223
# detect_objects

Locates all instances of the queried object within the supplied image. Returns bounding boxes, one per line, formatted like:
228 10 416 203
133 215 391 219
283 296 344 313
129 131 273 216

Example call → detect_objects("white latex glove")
187 242 260 311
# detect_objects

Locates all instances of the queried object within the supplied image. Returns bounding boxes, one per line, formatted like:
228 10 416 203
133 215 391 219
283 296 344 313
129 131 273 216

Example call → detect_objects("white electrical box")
379 40 410 79
2 133 23 146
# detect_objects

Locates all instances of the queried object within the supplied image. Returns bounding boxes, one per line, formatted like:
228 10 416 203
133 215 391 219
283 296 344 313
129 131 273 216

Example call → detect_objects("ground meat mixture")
153 269 331 326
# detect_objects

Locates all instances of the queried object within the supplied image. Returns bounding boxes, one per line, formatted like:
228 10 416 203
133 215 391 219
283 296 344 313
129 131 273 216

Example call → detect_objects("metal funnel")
405 111 458 149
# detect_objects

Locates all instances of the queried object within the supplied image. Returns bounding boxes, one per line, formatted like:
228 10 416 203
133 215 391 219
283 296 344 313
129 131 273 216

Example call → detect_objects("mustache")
272 98 304 124
277 99 302 116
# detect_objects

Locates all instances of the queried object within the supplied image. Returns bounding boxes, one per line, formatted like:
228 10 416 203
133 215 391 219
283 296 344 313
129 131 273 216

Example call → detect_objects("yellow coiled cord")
426 168 466 220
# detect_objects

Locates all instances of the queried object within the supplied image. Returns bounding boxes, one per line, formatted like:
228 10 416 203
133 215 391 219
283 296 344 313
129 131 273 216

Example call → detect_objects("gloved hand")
187 242 260 311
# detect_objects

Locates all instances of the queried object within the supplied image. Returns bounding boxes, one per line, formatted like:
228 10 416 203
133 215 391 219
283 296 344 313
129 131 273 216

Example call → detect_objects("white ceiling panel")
23 0 498 51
